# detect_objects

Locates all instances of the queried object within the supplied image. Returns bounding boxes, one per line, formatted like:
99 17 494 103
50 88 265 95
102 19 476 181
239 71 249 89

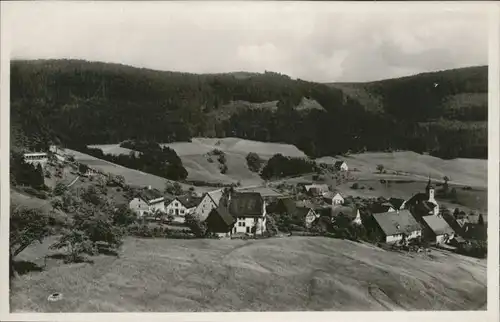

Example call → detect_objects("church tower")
425 176 439 215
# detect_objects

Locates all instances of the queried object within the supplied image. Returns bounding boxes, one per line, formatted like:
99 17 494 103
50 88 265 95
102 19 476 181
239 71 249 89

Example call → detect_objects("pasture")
10 236 486 312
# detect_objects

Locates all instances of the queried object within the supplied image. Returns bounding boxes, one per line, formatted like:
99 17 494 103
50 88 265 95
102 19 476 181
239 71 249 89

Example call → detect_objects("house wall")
129 198 149 217
385 230 422 244
24 154 49 168
195 195 217 221
332 195 344 205
166 199 189 222
340 163 348 171
149 201 165 214
233 216 266 235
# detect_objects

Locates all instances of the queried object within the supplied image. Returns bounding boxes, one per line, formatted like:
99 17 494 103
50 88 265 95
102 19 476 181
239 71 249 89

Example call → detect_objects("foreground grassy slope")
11 237 486 312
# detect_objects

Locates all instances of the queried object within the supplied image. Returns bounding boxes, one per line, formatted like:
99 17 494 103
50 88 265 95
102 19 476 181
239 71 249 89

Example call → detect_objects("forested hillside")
10 59 487 159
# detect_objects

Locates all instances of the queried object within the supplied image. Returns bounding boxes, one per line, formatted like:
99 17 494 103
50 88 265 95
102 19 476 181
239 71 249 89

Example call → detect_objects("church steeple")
425 175 434 195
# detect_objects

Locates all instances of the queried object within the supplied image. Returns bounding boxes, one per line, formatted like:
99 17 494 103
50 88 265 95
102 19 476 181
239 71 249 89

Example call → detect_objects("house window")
181 209 185 214
169 209 173 214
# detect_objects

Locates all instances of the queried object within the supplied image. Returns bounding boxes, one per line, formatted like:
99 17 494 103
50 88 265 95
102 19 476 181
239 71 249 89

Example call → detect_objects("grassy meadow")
11 236 486 312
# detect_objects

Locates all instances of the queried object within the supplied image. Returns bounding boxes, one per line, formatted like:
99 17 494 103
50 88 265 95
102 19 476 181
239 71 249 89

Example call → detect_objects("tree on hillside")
442 176 450 193
49 229 97 263
185 213 207 237
53 182 68 196
246 152 263 172
376 164 384 174
10 204 51 277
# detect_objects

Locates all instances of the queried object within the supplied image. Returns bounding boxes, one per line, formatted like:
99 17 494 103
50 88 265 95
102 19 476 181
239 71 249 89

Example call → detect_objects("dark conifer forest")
10 59 487 160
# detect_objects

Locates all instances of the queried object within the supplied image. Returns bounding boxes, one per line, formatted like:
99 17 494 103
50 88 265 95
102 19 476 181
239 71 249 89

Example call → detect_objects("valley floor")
11 236 486 312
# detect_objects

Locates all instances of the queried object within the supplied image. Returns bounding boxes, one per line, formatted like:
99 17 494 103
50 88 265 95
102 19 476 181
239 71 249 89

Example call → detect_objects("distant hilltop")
10 59 487 160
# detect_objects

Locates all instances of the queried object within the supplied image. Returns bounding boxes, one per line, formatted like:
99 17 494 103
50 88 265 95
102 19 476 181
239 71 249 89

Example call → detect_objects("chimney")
147 185 152 190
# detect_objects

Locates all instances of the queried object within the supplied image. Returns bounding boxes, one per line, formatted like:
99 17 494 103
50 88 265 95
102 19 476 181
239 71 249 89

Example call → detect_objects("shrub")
351 183 360 190
185 213 208 237
220 164 228 174
376 164 384 173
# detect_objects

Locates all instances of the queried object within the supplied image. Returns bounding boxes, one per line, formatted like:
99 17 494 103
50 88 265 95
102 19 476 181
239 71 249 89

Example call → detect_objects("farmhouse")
322 191 344 206
421 215 455 244
23 152 48 167
304 184 329 196
129 187 165 217
205 206 235 238
229 192 267 235
166 195 202 223
272 198 319 228
195 188 224 221
334 161 348 171
372 210 422 244
331 205 362 226
405 177 440 216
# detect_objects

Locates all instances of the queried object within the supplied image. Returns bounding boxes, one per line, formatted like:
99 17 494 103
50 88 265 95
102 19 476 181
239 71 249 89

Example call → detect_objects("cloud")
2 2 489 82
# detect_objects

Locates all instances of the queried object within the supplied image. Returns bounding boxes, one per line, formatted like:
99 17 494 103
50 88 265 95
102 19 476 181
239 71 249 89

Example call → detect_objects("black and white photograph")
1 0 498 318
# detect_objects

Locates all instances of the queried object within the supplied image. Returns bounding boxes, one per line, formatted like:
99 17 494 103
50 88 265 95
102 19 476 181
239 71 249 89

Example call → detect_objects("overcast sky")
2 2 490 83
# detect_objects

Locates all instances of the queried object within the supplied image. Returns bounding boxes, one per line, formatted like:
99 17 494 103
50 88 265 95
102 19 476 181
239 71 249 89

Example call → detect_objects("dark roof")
212 206 235 226
388 198 405 210
177 195 202 208
406 193 428 206
138 188 164 203
229 192 264 217
415 201 436 214
422 215 455 236
372 210 421 237
372 203 394 214
331 205 358 220
280 198 298 214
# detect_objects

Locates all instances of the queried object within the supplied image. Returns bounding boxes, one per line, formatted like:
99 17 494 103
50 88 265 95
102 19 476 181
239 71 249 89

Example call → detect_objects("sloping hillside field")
11 237 485 312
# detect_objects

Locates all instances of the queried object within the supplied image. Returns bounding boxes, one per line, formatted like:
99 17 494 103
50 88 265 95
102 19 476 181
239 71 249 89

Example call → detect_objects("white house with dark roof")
129 186 165 217
334 161 348 171
166 195 202 223
323 191 345 206
421 215 455 244
372 210 422 244
229 192 267 235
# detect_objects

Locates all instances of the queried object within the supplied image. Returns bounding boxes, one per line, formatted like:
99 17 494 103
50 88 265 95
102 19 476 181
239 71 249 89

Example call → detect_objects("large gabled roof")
137 188 164 204
422 215 455 236
372 210 421 236
229 192 264 217
176 195 202 208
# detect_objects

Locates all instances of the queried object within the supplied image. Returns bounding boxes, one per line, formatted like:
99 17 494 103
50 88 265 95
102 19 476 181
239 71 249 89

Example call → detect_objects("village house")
229 192 267 235
23 152 49 168
334 161 348 172
322 191 345 206
194 188 224 221
331 205 362 226
165 195 202 223
372 210 422 244
272 197 319 228
128 187 165 217
303 184 330 196
420 215 456 244
405 177 440 216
